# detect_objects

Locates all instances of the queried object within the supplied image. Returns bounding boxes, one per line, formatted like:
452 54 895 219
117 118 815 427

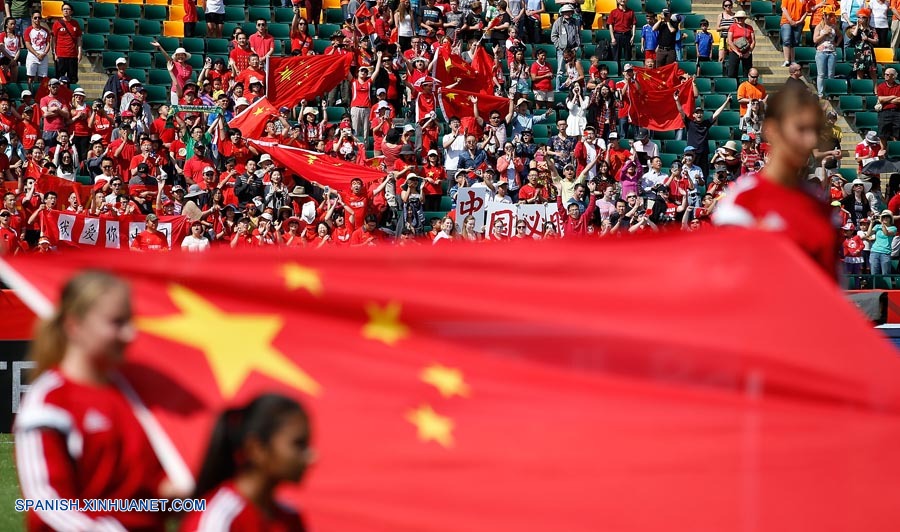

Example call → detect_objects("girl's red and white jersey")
15 369 166 532
180 482 306 532
713 172 838 277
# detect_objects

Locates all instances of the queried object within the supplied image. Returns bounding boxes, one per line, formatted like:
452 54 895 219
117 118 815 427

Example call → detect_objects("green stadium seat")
659 153 678 167
149 69 171 86
681 30 695 45
716 111 740 127
582 44 597 58
225 7 245 23
664 140 687 154
313 39 329 54
101 52 120 70
439 196 453 212
678 61 695 73
598 61 618 76
763 15 781 34
703 94 728 109
850 79 875 94
106 34 130 53
653 130 677 141
269 23 290 40
750 1 774 16
125 68 148 83
157 36 180 52
138 20 162 36
838 168 857 181
682 46 697 61
325 9 344 23
671 0 693 13
838 95 864 113
83 34 105 54
92 3 116 19
713 77 737 93
144 85 169 105
5 83 23 100
70 2 90 18
707 126 731 140
635 14 647 27
87 18 111 35
112 19 135 35
580 30 594 45
326 106 346 122
250 0 271 5
118 4 143 20
207 38 230 55
144 5 169 21
888 142 900 157
129 52 153 70
699 62 723 77
793 47 816 64
274 7 295 23
225 0 244 5
183 37 206 55
646 0 667 13
186 55 204 69
249 7 271 21
835 62 853 78
822 78 847 96
132 36 157 53
855 112 878 130
625 0 642 11
241 22 257 35
682 14 703 29
317 23 342 38
154 53 169 69
693 77 712 93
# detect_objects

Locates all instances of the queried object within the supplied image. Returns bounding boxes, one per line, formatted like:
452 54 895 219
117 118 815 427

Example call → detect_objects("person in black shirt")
675 90 731 179
654 10 678 66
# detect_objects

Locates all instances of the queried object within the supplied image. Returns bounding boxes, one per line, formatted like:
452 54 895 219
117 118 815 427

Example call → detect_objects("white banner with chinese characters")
40 210 190 250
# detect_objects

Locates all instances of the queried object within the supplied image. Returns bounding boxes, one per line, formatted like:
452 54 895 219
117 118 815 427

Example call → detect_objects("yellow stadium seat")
146 0 170 4
121 0 144 4
41 1 63 19
325 0 341 9
541 13 551 29
712 31 721 44
875 48 895 63
170 5 186 21
98 0 118 3
596 0 617 14
164 20 185 38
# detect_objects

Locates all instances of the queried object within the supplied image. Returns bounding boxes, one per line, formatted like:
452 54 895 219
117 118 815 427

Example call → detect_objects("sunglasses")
102 165 113 170
516 224 526 228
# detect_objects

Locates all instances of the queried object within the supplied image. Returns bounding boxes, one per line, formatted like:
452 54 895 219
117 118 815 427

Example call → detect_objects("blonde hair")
29 271 129 379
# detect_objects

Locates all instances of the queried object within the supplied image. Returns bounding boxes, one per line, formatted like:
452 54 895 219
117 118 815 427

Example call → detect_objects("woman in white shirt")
870 0 890 46
181 221 211 252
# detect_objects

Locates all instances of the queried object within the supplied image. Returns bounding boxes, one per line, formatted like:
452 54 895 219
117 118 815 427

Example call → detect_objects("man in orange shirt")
780 0 809 67
737 68 767 115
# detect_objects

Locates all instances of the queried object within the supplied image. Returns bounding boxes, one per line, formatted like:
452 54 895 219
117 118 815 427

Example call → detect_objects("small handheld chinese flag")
228 97 279 139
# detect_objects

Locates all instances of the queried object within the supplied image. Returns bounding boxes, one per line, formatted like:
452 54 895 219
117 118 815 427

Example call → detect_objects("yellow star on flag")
137 284 321 399
253 106 267 116
421 364 470 398
279 66 295 82
407 404 454 448
445 92 457 101
362 301 408 345
444 57 453 71
281 263 322 296
306 154 318 164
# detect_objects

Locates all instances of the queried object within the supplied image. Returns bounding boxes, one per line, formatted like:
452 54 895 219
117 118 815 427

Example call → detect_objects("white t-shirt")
205 0 225 15
181 235 210 252
443 133 467 172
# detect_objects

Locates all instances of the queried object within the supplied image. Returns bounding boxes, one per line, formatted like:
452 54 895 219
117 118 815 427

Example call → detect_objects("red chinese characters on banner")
454 187 487 232
40 210 190 250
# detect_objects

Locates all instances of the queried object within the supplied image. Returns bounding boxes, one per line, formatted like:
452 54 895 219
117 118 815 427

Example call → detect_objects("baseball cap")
128 79 142 88
137 163 150 173
73 88 85 96
90 134 103 144
427 149 439 156
623 63 634 71
21 90 32 97
376 88 387 96
203 166 215 174
259 154 273 164
115 57 127 65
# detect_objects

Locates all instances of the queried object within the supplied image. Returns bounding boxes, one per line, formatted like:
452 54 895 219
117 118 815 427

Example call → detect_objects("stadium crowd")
0 0 896 282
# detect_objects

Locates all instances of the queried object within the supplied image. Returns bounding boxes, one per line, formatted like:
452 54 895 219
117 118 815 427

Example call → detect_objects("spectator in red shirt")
131 214 169 251
249 19 275 61
607 0 637 66
39 78 70 147
876 68 900 150
229 33 254 74
183 144 215 185
183 0 199 37
350 214 384 246
50 3 82 83
289 10 313 56
0 208 22 256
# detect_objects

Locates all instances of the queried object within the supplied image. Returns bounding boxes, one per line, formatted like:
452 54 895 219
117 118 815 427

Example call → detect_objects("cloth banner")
249 140 386 190
2 231 900 532
39 210 190 250
454 187 487 232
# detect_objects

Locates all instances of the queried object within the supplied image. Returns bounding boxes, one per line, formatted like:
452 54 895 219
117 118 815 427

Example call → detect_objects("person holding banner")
130 213 169 252
15 272 173 531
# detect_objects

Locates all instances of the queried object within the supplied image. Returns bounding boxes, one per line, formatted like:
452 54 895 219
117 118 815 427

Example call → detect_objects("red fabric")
439 89 509 123
179 481 306 531
434 45 491 94
229 97 279 140
4 231 900 532
51 19 82 58
627 63 694 132
249 140 385 191
40 210 190 250
355 3 375 35
267 55 353 109
15 369 166 531
0 290 36 340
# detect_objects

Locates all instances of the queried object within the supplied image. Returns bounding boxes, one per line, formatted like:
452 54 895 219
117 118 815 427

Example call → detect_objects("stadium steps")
78 58 110 100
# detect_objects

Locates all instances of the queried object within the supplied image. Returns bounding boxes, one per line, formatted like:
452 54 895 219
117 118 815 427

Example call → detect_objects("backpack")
595 39 611 61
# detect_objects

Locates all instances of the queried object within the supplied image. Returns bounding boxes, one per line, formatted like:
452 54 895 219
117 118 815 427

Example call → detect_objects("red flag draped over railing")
627 63 695 132
267 54 353 109
3 230 900 532
249 140 385 190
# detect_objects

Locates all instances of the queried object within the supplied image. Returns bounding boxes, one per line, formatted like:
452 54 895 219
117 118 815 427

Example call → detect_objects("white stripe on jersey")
197 487 245 532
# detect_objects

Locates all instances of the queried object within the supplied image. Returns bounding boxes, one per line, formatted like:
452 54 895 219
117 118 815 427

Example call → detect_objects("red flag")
439 88 509 123
39 210 190 250
4 230 900 532
354 3 375 35
267 54 353 109
627 63 694 131
470 45 495 92
3 175 88 206
249 140 385 190
434 44 490 94
228 97 279 139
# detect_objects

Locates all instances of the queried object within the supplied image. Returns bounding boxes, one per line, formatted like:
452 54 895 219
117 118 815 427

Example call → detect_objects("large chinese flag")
4 230 900 532
434 44 491 94
228 97 279 139
628 63 695 131
3 175 88 206
249 139 385 190
439 88 509 122
267 54 353 109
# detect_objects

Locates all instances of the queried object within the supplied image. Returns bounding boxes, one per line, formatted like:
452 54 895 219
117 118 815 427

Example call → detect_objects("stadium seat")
874 48 896 63
793 47 816 64
855 112 878 131
144 5 169 21
764 15 781 35
750 0 773 16
225 0 244 5
125 68 148 83
275 7 296 23
149 69 171 86
703 94 729 110
87 18 111 35
834 62 853 78
105 34 130 53
163 21 185 38
439 196 453 212
598 61 619 76
117 4 143 20
112 19 135 35
707 126 732 140
183 37 206 55
186 55 204 69
92 3 116 18
313 39 329 54
325 9 344 23
580 30 594 45
42 1 63 19
838 168 857 181
139 20 162 36
83 34 105 54
70 2 91 18
850 79 875 94
101 52 120 70
241 22 258 35
144 85 169 105
156 36 180 52
838 95 865 113
129 52 153 70
132 36 157 53
250 0 271 5
682 14 703 29
170 5 186 21
207 39 230 55
326 106 346 122
664 140 687 154
699 62 723 77
249 7 272 21
888 142 900 158
269 23 291 40
669 0 692 13
146 0 170 5
716 111 740 127
225 7 246 23
713 77 737 93
822 78 848 97
121 0 143 4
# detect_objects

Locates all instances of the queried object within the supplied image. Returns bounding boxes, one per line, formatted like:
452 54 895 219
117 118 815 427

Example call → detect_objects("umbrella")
861 158 900 175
